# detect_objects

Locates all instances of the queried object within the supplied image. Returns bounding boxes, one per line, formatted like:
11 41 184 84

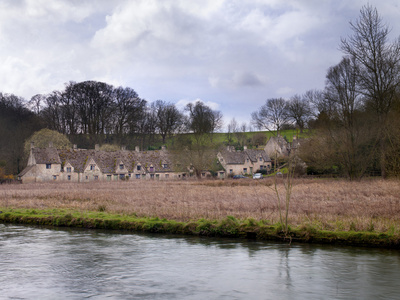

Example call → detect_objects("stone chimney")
28 142 36 166
135 146 140 153
95 144 100 151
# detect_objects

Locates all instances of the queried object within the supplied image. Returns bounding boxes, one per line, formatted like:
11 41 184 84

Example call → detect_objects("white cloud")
176 98 220 111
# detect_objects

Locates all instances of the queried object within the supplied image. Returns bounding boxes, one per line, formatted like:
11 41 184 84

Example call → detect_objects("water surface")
1 224 399 299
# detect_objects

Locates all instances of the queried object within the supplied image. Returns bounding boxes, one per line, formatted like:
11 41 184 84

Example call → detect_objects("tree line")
0 83 223 175
250 5 400 179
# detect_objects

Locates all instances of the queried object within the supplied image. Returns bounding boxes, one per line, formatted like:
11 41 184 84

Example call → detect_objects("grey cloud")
0 0 399 128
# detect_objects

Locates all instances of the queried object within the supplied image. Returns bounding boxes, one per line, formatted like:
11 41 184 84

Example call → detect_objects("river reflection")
1 224 399 299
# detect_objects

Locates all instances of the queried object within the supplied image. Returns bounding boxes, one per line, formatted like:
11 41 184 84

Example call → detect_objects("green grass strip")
1 208 399 249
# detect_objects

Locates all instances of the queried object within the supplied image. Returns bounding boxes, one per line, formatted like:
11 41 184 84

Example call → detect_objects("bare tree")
303 89 330 119
226 118 238 144
286 94 312 132
152 100 183 143
251 98 289 135
341 4 400 177
324 56 371 179
27 94 46 115
186 101 223 137
112 86 146 136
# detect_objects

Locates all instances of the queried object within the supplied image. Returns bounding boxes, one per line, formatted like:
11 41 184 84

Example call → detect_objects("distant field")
1 177 398 233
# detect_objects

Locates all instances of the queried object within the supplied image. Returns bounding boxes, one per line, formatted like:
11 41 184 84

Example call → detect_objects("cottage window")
90 165 95 171
53 175 57 180
150 174 155 179
259 157 263 162
156 174 159 179
243 168 247 173
229 169 233 174
66 167 71 173
107 175 111 181
119 164 124 170
94 175 99 180
246 159 249 162
163 164 168 169
150 166 154 172
67 175 71 181
46 164 51 169
136 174 140 179
142 174 146 179
165 174 169 179
137 165 141 171
119 174 125 180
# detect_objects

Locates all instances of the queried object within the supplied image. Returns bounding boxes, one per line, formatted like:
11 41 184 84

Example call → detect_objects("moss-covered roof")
57 148 173 173
219 149 271 164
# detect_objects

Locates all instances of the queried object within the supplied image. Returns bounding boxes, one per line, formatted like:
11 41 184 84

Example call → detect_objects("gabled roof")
245 149 271 162
219 150 247 164
18 165 34 177
266 136 288 149
32 147 61 164
219 149 271 164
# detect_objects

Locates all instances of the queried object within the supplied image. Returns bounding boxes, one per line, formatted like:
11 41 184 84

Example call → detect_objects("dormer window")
150 166 154 172
259 157 263 162
119 164 124 170
137 165 141 171
66 167 71 173
90 165 95 171
163 164 168 169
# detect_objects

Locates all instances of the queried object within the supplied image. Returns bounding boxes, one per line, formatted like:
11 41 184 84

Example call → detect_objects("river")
1 224 400 299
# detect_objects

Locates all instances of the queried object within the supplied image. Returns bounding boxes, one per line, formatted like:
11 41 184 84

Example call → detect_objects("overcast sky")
1 0 400 127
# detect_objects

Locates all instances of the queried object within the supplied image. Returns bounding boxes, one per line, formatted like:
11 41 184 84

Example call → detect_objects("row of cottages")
18 144 187 183
217 146 272 176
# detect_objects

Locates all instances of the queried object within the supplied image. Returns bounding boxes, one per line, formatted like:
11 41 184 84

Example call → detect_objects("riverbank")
1 178 399 248
0 207 399 248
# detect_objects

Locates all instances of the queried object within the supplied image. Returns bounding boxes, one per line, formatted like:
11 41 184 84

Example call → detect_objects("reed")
1 178 399 233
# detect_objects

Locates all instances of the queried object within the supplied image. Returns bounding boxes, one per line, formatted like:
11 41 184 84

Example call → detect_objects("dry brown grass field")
1 178 399 232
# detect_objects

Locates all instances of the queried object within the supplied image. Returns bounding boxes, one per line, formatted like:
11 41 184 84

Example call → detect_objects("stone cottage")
264 135 290 159
18 143 186 183
217 146 271 176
